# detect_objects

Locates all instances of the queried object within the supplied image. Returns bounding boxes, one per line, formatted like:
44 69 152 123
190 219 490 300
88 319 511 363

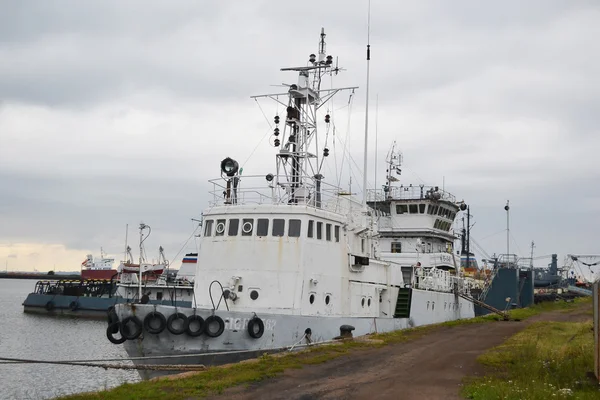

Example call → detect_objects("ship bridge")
367 185 462 239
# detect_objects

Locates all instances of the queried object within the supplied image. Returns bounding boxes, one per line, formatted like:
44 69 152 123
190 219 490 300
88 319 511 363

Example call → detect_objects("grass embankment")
59 298 590 400
463 300 598 399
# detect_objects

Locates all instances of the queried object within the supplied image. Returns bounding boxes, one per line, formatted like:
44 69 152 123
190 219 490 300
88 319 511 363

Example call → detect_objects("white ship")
108 29 475 377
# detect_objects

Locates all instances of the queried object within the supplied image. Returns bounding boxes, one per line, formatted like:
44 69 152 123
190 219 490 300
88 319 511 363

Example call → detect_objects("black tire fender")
107 308 119 333
247 317 265 339
186 315 205 337
69 301 79 311
45 301 55 312
144 311 167 334
205 315 225 338
106 322 127 345
121 316 143 340
166 312 189 335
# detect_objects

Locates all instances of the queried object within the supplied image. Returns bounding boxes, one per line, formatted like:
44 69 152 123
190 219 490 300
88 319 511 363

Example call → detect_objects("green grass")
57 297 592 400
462 319 599 399
506 297 591 320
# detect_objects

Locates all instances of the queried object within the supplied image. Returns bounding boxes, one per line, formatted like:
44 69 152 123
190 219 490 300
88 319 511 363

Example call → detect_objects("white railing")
207 175 361 215
413 267 471 296
367 186 456 203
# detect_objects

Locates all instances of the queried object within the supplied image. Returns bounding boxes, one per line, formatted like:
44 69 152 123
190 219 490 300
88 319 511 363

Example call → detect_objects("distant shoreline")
0 272 81 280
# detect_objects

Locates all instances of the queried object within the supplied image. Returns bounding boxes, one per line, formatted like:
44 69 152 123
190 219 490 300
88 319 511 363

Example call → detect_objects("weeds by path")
462 319 599 400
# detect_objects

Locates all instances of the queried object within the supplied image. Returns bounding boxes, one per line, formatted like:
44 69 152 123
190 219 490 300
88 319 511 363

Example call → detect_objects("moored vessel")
108 29 476 378
22 224 195 318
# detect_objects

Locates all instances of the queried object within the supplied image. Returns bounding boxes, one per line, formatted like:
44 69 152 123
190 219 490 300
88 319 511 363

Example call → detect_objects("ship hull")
22 293 193 319
115 288 475 379
81 269 119 281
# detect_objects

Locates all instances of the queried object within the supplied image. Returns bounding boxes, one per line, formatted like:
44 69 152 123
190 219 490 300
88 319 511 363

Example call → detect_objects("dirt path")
207 304 591 400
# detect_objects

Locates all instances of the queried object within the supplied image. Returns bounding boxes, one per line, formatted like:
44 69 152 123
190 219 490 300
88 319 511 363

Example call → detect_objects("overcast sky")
0 1 598 275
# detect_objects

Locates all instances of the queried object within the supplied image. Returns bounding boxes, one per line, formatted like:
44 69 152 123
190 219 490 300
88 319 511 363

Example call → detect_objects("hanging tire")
121 316 143 340
186 315 205 337
144 311 167 334
205 315 225 338
45 301 55 312
167 312 189 335
69 301 79 311
106 322 127 345
247 317 265 339
107 309 119 334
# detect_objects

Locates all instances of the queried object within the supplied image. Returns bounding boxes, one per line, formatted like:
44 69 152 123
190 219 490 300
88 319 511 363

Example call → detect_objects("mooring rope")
0 356 206 371
0 336 339 370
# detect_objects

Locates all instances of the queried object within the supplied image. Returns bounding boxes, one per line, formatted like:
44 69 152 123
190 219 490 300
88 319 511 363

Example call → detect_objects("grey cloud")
0 1 599 269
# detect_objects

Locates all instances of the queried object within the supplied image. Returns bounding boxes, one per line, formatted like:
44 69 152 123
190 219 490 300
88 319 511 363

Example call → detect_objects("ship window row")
427 205 456 220
204 218 301 238
396 204 426 215
203 218 340 241
307 220 340 242
434 219 452 231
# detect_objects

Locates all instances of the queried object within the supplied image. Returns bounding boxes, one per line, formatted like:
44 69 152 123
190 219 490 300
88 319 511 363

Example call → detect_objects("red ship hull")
81 269 119 281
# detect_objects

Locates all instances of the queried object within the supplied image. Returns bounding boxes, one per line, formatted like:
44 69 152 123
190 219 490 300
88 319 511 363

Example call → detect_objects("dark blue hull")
22 293 192 319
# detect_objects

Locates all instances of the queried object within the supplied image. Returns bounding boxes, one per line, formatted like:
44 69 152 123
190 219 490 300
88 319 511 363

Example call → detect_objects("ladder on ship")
394 288 412 318
458 293 509 320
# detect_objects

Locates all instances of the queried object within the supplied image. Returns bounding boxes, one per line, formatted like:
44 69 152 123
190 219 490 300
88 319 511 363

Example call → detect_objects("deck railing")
208 175 361 214
367 186 456 203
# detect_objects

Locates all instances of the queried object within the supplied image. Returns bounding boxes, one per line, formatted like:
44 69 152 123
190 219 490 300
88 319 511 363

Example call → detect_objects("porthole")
367 298 371 307
309 294 315 304
250 290 259 300
361 298 365 307
325 295 330 305
216 223 225 234
242 222 253 234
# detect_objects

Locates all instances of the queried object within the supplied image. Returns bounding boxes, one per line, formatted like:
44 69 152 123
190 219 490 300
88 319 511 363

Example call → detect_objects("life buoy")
106 322 127 345
121 316 143 340
69 301 79 311
186 315 205 337
45 301 55 312
247 317 265 339
144 311 167 334
167 313 189 335
204 315 225 338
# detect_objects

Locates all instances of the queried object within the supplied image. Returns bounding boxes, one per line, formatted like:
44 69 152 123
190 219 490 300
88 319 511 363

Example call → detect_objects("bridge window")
396 204 408 214
409 204 418 214
391 242 402 253
334 225 340 242
326 224 332 241
257 219 269 236
228 219 239 236
204 220 213 236
215 219 226 236
242 219 253 236
316 222 323 239
450 212 456 220
307 220 314 238
272 219 285 237
419 204 426 214
289 219 301 237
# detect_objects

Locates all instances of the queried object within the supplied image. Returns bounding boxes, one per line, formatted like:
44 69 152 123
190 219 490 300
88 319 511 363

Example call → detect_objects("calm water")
0 279 140 399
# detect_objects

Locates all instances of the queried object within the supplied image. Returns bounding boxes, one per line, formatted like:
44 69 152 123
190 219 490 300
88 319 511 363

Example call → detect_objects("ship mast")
251 29 356 206
362 0 372 207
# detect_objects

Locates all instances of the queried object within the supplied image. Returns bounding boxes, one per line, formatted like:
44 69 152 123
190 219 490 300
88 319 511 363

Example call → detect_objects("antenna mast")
505 200 510 267
362 0 372 206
